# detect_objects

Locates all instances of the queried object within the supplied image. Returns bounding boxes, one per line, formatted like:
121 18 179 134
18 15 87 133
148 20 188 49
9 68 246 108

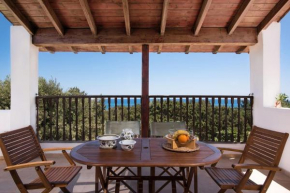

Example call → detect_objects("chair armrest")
4 161 55 171
42 147 73 152
218 147 244 153
42 147 76 166
232 164 282 171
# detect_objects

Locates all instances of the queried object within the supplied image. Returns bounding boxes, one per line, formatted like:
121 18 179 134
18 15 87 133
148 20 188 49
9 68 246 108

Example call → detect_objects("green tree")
0 75 10 110
38 77 63 96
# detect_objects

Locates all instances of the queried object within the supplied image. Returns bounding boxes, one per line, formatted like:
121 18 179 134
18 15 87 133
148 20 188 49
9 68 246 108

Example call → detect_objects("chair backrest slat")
242 126 289 167
105 121 141 135
150 122 187 137
0 126 43 166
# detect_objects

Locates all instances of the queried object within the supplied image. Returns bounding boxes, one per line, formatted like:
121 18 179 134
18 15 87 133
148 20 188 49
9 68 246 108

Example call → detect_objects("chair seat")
29 166 82 186
205 167 259 190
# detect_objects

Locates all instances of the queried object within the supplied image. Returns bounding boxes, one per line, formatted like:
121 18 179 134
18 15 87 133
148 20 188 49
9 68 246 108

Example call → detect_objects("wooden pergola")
1 0 289 54
0 0 289 137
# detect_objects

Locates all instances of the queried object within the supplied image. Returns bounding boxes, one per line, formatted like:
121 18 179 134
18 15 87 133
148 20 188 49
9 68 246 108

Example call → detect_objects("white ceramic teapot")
120 128 135 140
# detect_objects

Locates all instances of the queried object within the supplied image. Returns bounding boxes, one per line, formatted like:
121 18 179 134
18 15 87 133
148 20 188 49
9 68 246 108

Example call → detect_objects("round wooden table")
70 138 221 193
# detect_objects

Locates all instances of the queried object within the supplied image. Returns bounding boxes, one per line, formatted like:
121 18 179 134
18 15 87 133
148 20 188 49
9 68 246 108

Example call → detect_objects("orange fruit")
178 134 189 143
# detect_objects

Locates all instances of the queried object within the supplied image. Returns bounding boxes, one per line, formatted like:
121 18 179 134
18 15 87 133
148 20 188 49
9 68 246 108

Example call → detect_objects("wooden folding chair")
205 125 289 193
0 126 82 193
150 121 190 193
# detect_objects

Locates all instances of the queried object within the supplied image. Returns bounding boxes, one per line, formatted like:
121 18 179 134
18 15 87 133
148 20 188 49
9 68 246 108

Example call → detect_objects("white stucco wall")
10 26 39 131
250 22 290 174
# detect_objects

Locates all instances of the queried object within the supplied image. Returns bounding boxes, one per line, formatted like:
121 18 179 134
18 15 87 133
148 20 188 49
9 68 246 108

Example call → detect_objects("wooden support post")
141 44 149 138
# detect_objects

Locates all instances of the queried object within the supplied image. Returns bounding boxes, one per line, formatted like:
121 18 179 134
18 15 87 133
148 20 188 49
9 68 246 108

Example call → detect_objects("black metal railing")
36 95 253 143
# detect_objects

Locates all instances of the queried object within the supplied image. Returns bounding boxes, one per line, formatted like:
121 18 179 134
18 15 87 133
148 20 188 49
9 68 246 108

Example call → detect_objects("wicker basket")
164 134 197 150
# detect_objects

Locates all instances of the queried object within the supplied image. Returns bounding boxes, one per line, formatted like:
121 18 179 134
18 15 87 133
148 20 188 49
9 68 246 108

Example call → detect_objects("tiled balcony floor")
0 154 290 193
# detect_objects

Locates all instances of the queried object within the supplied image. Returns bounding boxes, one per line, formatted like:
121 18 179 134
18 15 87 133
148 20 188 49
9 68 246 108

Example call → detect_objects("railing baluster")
231 97 234 142
108 97 111 121
250 97 253 127
82 97 85 141
102 97 105 134
95 97 98 139
173 97 176 121
69 97 72 141
199 97 202 139
205 97 208 141
154 97 157 122
211 97 215 141
49 98 53 140
225 97 228 142
36 98 39 139
121 97 124 121
63 98 66 141
128 97 130 121
167 97 169 121
134 97 137 120
238 97 241 142
115 97 117 121
89 97 92 141
43 98 46 141
161 97 163 122
180 97 182 121
192 97 195 133
186 97 189 126
75 98 78 141
244 97 247 142
218 97 221 141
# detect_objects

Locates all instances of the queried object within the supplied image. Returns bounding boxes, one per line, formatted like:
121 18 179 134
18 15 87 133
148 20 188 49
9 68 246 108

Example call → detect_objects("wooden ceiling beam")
1 0 35 35
70 46 78 54
185 45 191 54
43 47 55 54
228 0 254 35
236 46 248 54
193 0 212 36
160 0 170 36
257 0 290 34
33 28 257 47
212 45 222 54
129 46 133 54
98 46 106 54
157 45 162 54
79 0 97 36
122 0 131 36
37 0 64 36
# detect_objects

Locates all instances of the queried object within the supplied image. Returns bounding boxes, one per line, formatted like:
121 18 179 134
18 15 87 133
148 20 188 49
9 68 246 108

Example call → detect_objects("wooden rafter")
33 28 257 47
98 46 106 54
37 0 64 36
70 46 78 54
129 46 133 54
1 0 35 35
160 0 170 36
257 0 290 34
236 46 248 54
228 0 254 35
185 45 191 54
122 0 131 36
212 45 222 54
79 0 97 36
157 45 162 54
193 0 212 36
43 47 55 54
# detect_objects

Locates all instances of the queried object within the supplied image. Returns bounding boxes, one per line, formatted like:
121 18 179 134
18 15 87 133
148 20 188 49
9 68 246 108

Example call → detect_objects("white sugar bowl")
119 140 136 151
120 128 135 140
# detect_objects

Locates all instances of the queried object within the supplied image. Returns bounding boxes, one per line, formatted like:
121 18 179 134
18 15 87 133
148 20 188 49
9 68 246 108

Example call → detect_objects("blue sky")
0 13 289 96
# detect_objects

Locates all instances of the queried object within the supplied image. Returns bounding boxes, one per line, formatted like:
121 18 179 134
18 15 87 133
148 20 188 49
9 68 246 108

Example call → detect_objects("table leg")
149 167 155 193
184 167 194 193
137 167 143 193
95 167 99 193
95 166 108 193
194 167 198 193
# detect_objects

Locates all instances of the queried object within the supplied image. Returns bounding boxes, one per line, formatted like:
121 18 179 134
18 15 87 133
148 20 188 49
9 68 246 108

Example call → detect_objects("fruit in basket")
172 130 190 144
178 134 189 143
